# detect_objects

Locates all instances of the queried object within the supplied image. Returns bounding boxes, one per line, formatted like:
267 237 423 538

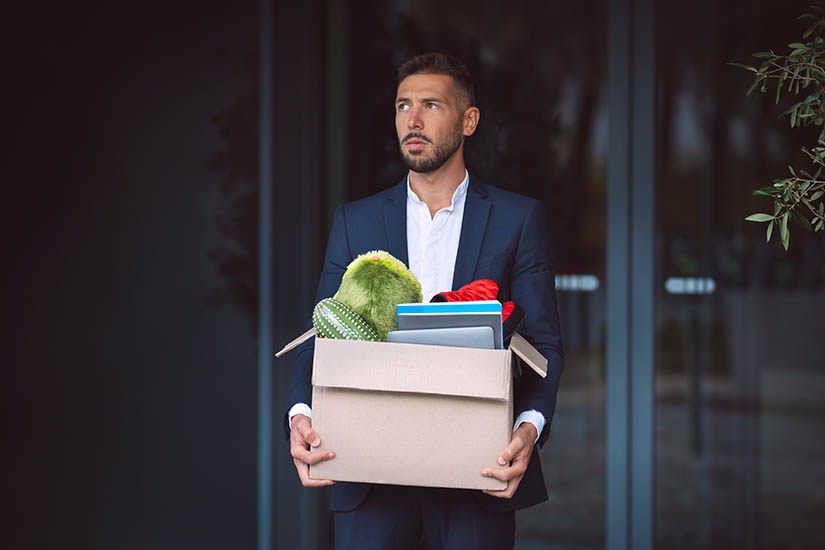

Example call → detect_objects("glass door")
654 1 825 547
336 1 609 547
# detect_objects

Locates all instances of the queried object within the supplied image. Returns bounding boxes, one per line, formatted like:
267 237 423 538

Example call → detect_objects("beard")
399 123 463 173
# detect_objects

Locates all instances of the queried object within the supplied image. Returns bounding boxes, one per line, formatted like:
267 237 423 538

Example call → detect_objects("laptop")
386 326 495 349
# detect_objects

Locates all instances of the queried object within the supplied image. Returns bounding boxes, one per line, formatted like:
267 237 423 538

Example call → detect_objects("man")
285 53 564 549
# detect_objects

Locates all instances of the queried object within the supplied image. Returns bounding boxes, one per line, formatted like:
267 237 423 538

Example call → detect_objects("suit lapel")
383 178 409 265
452 176 491 289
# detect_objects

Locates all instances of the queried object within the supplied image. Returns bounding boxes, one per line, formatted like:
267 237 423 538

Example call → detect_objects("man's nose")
407 107 422 129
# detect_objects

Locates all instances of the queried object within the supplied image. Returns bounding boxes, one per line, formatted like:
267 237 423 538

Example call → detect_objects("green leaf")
753 188 777 197
816 219 825 231
746 213 775 222
788 42 806 49
781 102 802 117
752 52 774 59
791 208 814 231
746 78 761 98
780 211 790 250
766 220 774 242
728 62 758 72
811 191 825 203
789 165 797 176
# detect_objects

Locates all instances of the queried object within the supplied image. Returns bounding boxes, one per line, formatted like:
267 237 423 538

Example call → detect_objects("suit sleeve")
510 200 564 448
282 205 353 439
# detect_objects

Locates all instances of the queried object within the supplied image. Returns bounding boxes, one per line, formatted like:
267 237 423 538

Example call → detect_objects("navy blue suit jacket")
285 175 564 513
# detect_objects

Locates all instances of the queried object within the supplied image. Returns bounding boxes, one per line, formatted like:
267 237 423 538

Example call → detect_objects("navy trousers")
333 485 515 550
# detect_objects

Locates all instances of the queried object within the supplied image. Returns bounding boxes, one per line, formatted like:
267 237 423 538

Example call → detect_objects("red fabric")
433 279 518 322
437 279 499 302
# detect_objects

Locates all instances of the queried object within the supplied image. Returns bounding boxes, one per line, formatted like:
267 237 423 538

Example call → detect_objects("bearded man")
285 52 564 550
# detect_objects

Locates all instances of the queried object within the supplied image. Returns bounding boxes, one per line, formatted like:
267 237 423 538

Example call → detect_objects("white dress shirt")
289 170 545 443
406 172 467 302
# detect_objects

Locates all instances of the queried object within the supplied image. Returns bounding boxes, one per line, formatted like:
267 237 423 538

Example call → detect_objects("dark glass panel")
655 2 825 548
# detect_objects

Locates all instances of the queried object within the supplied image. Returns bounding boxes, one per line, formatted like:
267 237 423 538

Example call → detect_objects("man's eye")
398 104 409 112
426 103 437 110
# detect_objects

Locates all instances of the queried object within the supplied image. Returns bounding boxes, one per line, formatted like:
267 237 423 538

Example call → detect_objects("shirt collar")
406 170 469 212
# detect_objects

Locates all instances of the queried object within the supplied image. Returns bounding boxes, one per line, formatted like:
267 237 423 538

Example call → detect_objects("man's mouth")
404 135 431 151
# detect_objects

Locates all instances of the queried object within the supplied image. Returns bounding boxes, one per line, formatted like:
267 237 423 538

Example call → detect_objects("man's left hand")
480 422 537 499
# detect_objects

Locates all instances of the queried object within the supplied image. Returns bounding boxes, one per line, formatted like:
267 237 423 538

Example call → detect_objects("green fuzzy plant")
334 250 422 340
732 6 825 250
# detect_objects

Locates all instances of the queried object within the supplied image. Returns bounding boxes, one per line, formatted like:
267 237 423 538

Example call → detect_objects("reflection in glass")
655 1 825 548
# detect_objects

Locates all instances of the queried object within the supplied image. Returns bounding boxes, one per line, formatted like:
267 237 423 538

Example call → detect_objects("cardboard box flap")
274 327 316 358
509 332 548 378
313 339 510 401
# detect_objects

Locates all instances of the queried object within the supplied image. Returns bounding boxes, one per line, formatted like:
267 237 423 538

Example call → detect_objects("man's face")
395 73 466 174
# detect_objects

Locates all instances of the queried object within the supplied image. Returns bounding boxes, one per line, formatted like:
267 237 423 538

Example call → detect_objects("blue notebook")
396 300 503 349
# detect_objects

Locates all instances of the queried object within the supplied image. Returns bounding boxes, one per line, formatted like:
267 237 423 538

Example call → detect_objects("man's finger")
496 434 527 465
294 418 321 447
293 458 335 487
480 462 524 482
290 441 335 463
300 448 336 465
483 474 522 499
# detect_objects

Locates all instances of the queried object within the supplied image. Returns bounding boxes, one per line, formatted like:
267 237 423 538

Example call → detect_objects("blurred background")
8 0 824 549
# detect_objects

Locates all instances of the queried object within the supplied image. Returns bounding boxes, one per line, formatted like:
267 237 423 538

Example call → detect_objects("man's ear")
462 107 480 136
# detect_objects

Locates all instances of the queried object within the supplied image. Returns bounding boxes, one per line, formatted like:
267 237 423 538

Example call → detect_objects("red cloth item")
432 279 518 322
431 279 499 303
431 278 525 341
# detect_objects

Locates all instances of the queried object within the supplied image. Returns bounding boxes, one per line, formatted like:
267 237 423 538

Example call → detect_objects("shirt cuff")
513 409 546 444
287 403 312 430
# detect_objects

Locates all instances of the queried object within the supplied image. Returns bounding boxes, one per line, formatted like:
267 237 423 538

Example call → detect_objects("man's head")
395 53 480 174
397 53 476 110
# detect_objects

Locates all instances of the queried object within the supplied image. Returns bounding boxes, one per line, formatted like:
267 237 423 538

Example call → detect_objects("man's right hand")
289 414 336 487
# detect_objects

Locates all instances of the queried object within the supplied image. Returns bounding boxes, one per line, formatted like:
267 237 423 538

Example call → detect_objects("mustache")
402 132 432 144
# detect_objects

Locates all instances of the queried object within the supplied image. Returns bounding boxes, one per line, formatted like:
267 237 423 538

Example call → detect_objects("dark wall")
10 3 260 548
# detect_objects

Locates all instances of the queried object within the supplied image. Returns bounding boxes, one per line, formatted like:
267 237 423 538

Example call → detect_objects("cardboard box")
282 332 547 491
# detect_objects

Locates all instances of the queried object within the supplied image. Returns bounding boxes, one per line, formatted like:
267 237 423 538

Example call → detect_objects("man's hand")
289 414 336 487
480 422 537 498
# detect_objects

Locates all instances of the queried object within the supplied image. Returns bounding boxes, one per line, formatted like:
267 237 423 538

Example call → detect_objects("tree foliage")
734 6 825 250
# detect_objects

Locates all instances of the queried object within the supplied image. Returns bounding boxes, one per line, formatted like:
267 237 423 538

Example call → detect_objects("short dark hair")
397 53 476 109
